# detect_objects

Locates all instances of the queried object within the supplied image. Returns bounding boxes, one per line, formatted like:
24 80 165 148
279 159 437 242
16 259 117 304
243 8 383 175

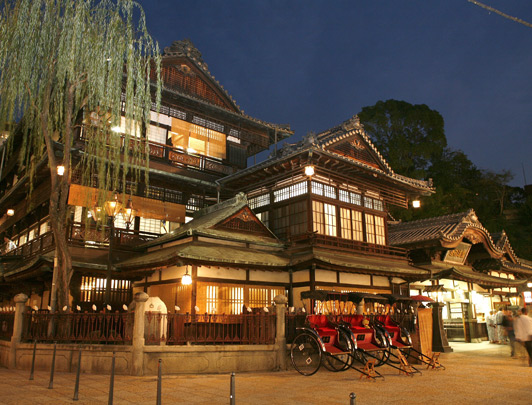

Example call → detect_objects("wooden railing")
291 233 408 259
76 130 238 177
145 312 276 345
21 311 134 344
2 222 160 260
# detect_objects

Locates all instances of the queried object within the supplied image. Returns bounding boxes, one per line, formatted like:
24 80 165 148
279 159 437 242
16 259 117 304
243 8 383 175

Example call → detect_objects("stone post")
131 292 149 376
9 293 28 368
274 294 288 370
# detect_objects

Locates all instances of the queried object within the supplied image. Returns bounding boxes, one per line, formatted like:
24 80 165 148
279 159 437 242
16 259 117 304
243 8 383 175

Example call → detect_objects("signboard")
443 242 472 265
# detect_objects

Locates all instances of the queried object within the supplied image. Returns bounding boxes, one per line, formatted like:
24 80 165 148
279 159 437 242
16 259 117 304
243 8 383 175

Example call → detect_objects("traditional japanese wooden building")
388 209 532 341
0 39 292 310
102 115 435 315
215 116 435 310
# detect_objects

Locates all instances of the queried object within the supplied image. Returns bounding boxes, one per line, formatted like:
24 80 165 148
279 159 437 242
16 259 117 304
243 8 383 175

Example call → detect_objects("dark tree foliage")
358 99 447 180
358 99 532 260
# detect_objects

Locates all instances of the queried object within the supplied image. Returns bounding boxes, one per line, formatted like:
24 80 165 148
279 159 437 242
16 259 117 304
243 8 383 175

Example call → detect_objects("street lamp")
103 192 123 308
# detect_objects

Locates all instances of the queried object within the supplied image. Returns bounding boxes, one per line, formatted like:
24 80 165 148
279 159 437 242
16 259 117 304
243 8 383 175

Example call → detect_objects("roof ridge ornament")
163 39 208 70
342 115 363 131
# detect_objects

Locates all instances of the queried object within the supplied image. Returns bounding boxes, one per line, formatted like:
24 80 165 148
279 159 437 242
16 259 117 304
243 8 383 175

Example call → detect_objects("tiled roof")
289 247 429 278
117 239 289 271
141 193 283 249
221 116 433 193
389 210 527 267
432 266 527 288
388 209 491 245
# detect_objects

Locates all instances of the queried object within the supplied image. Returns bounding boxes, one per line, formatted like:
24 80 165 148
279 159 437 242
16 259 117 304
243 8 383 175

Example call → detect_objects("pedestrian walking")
487 310 498 343
496 307 506 343
513 307 532 366
502 309 516 356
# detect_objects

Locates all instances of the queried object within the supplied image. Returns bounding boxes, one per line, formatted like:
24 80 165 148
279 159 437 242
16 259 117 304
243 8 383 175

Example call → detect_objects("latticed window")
365 214 386 245
249 193 271 210
313 201 336 236
340 208 363 241
206 285 219 313
139 217 164 234
147 124 167 144
79 276 131 305
273 181 308 203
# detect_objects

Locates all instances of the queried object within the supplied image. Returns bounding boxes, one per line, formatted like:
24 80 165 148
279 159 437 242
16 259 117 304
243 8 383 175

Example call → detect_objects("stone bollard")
9 293 28 369
273 294 288 370
131 292 149 376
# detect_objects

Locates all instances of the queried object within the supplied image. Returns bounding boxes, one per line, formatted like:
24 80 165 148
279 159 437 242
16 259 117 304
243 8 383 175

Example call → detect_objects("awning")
117 240 289 271
290 248 430 278
432 266 527 289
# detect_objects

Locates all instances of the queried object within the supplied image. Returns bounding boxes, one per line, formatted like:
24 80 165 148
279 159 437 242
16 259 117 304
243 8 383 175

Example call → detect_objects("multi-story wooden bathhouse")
118 115 436 314
0 39 292 310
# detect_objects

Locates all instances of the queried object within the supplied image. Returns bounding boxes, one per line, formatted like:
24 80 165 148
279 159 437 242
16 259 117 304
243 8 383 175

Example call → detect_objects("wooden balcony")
2 222 160 261
291 233 408 259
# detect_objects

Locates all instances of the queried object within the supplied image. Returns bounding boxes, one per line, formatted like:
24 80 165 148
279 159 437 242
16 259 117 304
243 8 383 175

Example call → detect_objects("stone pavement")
1 341 531 404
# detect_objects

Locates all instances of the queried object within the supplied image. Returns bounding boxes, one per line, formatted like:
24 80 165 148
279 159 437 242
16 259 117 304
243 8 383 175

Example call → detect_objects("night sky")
138 1 532 187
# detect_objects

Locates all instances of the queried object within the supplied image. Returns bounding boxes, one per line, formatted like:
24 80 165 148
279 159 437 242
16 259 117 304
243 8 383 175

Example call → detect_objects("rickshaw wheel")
373 331 390 367
291 332 322 376
324 328 353 372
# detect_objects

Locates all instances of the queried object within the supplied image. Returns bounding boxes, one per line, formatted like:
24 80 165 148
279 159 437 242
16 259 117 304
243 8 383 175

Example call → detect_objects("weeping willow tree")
0 0 161 310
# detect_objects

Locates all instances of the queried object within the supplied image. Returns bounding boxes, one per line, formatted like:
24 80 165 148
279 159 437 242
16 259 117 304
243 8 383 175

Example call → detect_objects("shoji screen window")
365 214 386 245
312 201 337 237
340 208 363 241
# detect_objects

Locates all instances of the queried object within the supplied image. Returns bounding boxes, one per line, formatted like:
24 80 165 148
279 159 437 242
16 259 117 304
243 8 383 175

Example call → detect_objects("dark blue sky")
138 1 532 187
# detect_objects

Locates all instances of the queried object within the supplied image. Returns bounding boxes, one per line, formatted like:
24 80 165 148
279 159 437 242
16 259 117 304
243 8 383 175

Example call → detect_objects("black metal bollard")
108 351 116 405
29 340 37 381
73 346 82 401
156 359 162 405
229 372 235 405
48 342 57 389
350 392 356 405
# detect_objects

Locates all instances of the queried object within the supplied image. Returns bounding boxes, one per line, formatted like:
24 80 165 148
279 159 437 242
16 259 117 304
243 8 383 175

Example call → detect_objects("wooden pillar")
191 265 197 315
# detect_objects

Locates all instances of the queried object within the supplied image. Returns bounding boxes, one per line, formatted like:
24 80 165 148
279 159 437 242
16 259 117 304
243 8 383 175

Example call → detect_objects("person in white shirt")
495 308 506 343
486 311 497 343
513 307 532 366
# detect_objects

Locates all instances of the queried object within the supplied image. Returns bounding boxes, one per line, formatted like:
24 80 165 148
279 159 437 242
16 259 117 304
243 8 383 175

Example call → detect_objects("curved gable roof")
161 40 240 112
388 209 504 258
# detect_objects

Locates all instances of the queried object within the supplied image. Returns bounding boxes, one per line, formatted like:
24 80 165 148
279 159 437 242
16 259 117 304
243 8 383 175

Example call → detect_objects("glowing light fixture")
6 209 14 216
123 197 136 228
412 199 421 208
56 165 65 176
104 192 122 217
111 126 122 133
304 165 315 176
181 269 192 285
527 282 532 288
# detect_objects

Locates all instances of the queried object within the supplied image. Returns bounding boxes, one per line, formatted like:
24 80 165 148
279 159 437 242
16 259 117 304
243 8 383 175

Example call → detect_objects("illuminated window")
80 276 131 304
170 117 226 159
39 221 49 235
139 217 164 234
365 214 386 245
147 124 167 144
312 201 336 236
206 285 219 313
340 208 364 241
273 181 308 202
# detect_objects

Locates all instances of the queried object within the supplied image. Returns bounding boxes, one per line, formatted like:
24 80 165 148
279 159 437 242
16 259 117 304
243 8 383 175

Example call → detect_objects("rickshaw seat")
307 314 337 336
